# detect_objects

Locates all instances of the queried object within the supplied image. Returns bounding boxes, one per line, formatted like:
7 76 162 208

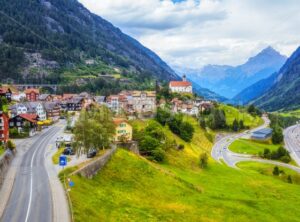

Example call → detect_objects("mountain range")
0 0 178 87
184 47 287 99
252 46 300 111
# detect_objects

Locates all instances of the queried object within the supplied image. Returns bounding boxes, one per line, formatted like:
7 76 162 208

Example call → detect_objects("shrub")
273 166 280 176
288 175 293 184
7 140 16 151
272 125 283 144
199 152 208 169
179 121 194 142
151 148 165 162
280 155 291 163
178 144 185 150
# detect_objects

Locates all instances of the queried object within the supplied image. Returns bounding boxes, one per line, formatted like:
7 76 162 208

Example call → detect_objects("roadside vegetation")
0 144 5 156
72 106 115 154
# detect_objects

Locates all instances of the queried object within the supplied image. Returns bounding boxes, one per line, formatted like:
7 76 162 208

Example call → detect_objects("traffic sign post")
59 155 67 167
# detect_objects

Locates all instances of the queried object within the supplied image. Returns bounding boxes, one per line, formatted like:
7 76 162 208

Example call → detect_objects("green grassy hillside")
219 104 263 128
66 118 300 222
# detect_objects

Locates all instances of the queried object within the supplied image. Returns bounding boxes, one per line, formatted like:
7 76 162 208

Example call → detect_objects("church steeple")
183 74 187 82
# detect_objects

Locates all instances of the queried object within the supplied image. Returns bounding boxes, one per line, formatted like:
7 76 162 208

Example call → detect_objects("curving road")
211 116 300 172
1 126 63 222
284 124 300 166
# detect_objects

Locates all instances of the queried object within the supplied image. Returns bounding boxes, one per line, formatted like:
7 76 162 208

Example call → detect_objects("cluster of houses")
0 87 158 143
0 75 215 144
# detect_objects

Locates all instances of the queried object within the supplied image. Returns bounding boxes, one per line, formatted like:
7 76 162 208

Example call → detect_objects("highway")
1 126 62 222
284 124 300 166
211 116 300 172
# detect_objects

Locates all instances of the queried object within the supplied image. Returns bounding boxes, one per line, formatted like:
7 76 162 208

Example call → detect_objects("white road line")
24 139 40 222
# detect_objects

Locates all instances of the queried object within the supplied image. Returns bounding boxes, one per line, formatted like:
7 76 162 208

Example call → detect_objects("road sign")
59 155 67 166
69 181 75 187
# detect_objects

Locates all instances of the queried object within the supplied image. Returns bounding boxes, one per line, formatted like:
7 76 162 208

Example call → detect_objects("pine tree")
232 119 239 132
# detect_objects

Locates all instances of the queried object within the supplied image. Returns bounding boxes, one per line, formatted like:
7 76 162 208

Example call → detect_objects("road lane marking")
24 138 40 222
24 127 59 222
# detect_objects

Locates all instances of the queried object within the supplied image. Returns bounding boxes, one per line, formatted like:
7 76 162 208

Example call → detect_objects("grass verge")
229 139 280 155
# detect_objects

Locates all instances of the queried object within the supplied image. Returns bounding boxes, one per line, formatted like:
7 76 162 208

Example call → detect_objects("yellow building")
113 118 133 142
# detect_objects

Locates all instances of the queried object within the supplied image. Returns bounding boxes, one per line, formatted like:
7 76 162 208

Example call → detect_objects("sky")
79 0 300 70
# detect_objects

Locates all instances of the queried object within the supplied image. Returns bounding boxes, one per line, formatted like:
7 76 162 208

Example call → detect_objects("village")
0 76 214 152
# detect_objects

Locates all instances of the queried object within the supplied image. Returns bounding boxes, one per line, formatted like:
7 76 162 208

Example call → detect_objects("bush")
272 126 283 144
273 166 280 176
288 175 293 184
156 108 171 126
280 155 291 163
151 148 165 162
7 140 16 151
199 152 208 169
179 121 194 142
178 144 185 150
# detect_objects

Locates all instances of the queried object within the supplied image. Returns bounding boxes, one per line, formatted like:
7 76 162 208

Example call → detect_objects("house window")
17 122 21 126
10 122 14 127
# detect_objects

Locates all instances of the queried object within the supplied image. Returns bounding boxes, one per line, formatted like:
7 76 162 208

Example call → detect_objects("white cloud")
79 0 300 69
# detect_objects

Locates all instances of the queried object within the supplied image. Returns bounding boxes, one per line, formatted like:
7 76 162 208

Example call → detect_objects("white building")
9 104 28 117
169 75 193 93
12 92 26 102
24 102 47 121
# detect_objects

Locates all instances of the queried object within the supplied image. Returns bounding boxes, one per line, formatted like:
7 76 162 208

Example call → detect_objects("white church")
169 75 193 94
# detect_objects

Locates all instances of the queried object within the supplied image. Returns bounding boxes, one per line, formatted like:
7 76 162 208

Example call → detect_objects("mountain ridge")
253 46 300 111
0 0 178 87
185 46 287 99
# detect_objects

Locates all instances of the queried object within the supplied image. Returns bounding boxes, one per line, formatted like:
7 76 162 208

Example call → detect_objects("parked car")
87 149 97 158
63 147 75 155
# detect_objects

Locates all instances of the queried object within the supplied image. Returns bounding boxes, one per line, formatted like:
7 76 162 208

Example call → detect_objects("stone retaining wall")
0 150 15 189
72 146 117 179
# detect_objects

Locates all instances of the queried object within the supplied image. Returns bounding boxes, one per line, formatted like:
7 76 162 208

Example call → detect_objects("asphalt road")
211 116 271 167
284 125 300 166
211 117 300 172
1 126 61 222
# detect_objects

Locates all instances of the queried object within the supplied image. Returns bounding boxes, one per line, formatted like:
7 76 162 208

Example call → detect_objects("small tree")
232 119 239 132
239 120 244 130
273 166 280 176
199 118 206 129
272 126 283 144
287 175 293 184
199 152 208 169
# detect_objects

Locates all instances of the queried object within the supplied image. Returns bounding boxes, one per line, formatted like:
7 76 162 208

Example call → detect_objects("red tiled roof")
113 118 128 125
63 94 77 100
0 87 11 94
25 88 40 94
19 114 38 123
169 81 192 87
